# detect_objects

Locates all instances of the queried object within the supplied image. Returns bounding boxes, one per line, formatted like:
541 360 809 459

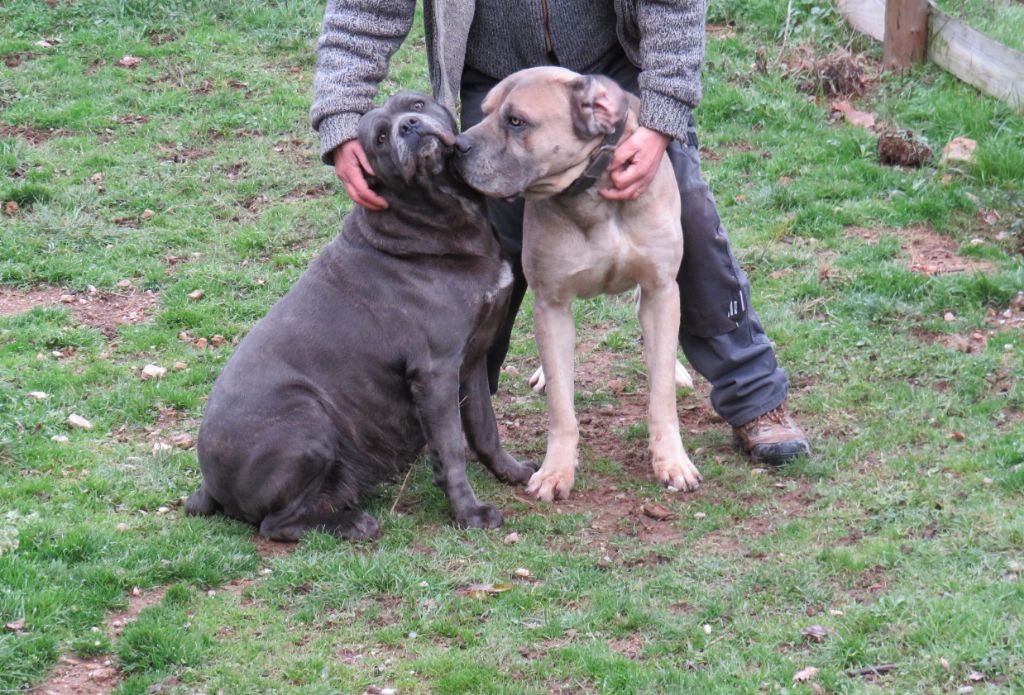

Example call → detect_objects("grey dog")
185 92 536 541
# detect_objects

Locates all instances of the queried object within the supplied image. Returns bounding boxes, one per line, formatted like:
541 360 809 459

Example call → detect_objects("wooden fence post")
884 0 929 71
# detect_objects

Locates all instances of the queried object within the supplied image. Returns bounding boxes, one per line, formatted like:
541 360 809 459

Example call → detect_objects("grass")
2 0 1023 693
933 0 1024 54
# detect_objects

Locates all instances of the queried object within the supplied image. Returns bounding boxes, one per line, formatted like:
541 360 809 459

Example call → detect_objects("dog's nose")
453 134 473 155
398 115 419 136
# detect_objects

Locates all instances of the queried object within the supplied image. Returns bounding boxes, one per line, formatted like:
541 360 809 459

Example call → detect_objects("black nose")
453 134 473 155
398 115 419 136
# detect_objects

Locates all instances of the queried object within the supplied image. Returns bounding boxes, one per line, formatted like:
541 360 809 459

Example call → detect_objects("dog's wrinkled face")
454 67 629 199
358 91 458 187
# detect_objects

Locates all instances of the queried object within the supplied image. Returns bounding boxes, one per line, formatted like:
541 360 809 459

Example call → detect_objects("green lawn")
2 1 1023 693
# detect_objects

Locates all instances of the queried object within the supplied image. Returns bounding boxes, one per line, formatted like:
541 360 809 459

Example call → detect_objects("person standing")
310 1 811 465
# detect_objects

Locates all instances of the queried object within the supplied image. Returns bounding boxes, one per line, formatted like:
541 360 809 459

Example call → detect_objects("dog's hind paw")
528 366 546 394
674 360 694 390
184 485 219 516
455 503 504 529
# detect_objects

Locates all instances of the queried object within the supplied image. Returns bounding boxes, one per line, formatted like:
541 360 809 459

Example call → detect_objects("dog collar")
560 112 629 197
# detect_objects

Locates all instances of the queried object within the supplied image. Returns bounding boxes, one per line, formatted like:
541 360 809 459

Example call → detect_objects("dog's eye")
507 115 525 128
412 101 424 111
376 133 387 145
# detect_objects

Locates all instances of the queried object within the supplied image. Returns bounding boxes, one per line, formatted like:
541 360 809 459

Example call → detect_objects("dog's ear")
569 75 625 139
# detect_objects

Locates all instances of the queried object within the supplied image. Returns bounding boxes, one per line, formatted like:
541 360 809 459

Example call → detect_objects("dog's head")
357 92 458 189
453 67 631 199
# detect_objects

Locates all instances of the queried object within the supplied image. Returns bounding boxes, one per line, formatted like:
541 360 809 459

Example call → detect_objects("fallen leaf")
940 657 950 671
801 624 831 642
27 391 48 400
794 666 819 682
169 433 195 449
641 503 676 521
4 619 26 634
141 364 167 380
455 582 513 598
140 208 155 220
967 671 986 682
3 201 19 216
948 431 966 441
832 99 875 128
513 567 531 578
187 289 204 300
67 414 93 430
210 334 227 347
941 136 977 164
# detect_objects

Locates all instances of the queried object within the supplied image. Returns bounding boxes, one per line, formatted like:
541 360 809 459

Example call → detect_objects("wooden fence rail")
836 0 1024 111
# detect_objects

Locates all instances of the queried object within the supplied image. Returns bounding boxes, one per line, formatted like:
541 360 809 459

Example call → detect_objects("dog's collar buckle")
560 114 628 197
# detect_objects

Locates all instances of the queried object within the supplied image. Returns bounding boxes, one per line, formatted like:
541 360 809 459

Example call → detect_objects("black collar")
560 113 629 197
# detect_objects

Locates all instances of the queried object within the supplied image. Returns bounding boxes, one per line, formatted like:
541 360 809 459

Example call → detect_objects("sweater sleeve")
636 0 706 142
310 0 417 164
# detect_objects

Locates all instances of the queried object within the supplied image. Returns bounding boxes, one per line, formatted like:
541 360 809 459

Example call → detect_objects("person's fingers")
599 181 643 200
353 144 375 177
607 142 637 172
348 176 388 210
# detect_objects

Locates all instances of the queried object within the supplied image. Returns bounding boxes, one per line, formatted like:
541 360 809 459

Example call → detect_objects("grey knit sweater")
310 0 707 164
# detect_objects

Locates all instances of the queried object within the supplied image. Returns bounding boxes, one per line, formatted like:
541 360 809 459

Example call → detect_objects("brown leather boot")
732 402 810 465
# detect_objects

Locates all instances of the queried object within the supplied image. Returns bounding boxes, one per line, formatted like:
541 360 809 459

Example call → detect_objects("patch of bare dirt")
37 535 286 695
847 225 995 276
273 138 316 165
496 331 727 550
2 51 37 68
0 286 158 338
285 182 334 200
0 123 72 144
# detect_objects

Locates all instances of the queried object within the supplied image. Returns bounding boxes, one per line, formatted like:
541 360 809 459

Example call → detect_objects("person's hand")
599 127 672 201
333 139 388 210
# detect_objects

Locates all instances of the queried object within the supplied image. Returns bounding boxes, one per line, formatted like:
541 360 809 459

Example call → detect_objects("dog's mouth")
399 126 456 182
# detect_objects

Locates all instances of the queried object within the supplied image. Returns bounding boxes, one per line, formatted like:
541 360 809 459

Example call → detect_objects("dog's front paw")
497 457 540 485
455 503 504 529
653 455 702 492
526 466 575 501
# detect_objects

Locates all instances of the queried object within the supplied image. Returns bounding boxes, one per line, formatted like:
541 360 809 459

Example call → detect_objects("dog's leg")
412 369 504 528
461 365 538 484
529 356 691 394
639 282 702 492
527 298 579 501
184 483 221 516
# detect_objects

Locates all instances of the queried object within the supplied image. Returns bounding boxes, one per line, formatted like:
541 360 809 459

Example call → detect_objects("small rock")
940 657 950 671
693 512 707 520
943 312 956 322
51 435 69 443
141 364 167 380
152 442 172 455
514 567 531 578
503 365 519 377
156 506 170 514
259 567 273 576
187 289 204 300
140 208 155 220
210 334 227 347
115 55 140 69
194 337 208 349
702 624 712 635
131 586 142 596
27 391 48 400
503 532 519 545
59 294 75 303
169 433 194 449
941 136 977 164
173 361 188 370
67 414 93 430
116 279 132 289
116 523 130 531
751 468 766 475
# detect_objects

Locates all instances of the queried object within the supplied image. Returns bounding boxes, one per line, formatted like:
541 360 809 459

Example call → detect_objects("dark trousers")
460 53 788 428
